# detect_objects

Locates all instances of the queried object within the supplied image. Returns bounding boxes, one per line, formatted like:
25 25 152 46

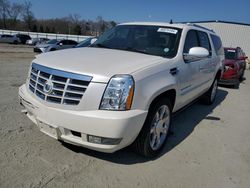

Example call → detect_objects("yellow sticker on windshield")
157 28 178 34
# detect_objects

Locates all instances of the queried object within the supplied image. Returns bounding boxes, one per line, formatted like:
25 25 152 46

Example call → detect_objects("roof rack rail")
186 23 215 33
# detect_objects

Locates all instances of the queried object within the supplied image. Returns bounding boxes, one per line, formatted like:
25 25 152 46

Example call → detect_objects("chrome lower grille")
28 63 92 105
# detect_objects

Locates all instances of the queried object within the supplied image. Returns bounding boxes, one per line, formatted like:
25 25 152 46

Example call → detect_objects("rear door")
196 30 215 91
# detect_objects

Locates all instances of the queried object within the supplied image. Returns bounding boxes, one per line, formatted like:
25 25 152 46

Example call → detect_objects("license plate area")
37 120 59 139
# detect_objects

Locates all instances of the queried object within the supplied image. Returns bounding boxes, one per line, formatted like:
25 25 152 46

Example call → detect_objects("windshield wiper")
91 43 111 49
122 47 151 55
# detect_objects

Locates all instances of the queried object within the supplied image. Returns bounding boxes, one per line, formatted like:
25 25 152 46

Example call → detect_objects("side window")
68 40 77 45
210 34 223 56
61 40 68 45
183 30 199 54
197 31 211 56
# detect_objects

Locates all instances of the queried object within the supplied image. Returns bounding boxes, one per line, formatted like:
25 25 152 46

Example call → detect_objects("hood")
34 47 165 83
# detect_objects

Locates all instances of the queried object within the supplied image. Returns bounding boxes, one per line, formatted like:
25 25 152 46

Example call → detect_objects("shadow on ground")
62 88 228 164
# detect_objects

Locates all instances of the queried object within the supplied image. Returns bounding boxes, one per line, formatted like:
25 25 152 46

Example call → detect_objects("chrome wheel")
149 105 170 151
211 79 218 102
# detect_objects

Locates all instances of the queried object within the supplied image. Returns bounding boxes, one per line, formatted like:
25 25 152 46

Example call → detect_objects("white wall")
194 22 250 57
0 29 93 42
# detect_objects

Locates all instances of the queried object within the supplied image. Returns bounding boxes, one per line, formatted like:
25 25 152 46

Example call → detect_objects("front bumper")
19 84 147 153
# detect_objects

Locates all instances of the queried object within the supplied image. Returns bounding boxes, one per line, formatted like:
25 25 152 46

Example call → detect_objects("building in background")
190 20 250 57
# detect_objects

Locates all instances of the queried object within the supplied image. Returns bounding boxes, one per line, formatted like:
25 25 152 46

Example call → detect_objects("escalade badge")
43 80 53 94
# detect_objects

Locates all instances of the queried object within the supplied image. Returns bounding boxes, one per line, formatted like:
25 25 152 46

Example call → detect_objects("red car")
219 47 247 86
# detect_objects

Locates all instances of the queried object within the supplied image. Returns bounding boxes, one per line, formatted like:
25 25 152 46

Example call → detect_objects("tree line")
0 0 117 36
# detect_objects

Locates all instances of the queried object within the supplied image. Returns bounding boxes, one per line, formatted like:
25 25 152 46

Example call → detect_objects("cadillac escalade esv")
19 22 224 157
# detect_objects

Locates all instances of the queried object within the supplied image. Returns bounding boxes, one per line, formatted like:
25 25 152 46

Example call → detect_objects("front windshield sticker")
157 28 178 34
164 48 169 53
227 50 236 52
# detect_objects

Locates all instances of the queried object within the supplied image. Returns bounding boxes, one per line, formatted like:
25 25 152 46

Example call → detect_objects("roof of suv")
119 22 215 33
119 22 186 29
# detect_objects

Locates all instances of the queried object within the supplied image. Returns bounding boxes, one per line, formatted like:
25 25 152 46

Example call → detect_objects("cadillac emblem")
43 80 53 94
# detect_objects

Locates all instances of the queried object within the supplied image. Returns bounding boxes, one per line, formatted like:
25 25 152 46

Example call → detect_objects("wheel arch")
216 69 222 80
148 89 176 112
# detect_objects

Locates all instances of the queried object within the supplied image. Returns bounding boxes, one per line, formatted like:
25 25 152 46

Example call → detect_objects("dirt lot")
0 43 250 188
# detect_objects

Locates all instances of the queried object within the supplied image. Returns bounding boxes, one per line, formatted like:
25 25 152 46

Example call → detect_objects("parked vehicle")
75 37 97 48
26 37 49 45
0 34 20 44
19 22 224 157
34 39 78 53
219 47 247 86
15 34 31 44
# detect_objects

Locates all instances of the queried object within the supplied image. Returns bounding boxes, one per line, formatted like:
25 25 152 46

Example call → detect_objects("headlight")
100 75 134 111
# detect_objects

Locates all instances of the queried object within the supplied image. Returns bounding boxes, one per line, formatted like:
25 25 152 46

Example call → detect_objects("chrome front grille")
28 63 92 105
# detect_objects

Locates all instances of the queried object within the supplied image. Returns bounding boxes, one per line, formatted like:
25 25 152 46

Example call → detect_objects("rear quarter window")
210 34 223 56
197 31 211 56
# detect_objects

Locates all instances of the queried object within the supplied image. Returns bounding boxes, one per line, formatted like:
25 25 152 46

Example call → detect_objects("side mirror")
90 38 97 44
183 47 209 62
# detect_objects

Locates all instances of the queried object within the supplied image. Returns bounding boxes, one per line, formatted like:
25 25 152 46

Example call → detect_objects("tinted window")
210 34 223 56
2 35 12 38
60 40 68 45
224 49 236 60
68 40 77 45
183 30 199 53
46 39 58 44
198 31 211 55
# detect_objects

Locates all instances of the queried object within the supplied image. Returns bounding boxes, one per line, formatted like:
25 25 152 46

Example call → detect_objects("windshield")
46 39 58 44
224 49 236 60
91 25 182 58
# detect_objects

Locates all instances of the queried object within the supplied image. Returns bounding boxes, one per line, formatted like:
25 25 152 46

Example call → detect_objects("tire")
239 70 245 81
202 78 218 105
133 98 172 158
13 40 18 45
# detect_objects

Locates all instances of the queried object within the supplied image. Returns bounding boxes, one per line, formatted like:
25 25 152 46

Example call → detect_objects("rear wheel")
202 78 218 105
133 98 172 158
239 70 245 81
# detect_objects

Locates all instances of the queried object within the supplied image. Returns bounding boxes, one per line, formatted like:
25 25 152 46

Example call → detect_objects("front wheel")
133 98 172 158
202 78 218 105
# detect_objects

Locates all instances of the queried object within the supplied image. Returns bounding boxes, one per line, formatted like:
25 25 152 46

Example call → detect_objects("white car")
34 39 78 53
19 22 224 157
0 34 21 44
26 38 49 45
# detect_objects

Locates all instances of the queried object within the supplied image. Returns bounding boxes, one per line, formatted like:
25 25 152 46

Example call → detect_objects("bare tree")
7 2 23 28
0 0 10 28
1 0 117 35
22 0 35 30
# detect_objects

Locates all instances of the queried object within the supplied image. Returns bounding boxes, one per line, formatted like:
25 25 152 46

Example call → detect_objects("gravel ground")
0 43 250 188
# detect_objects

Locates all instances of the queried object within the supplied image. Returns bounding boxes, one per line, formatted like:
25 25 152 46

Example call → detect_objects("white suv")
19 22 224 157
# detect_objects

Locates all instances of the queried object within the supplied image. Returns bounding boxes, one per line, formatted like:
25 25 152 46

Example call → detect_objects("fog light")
88 135 102 144
87 135 122 145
